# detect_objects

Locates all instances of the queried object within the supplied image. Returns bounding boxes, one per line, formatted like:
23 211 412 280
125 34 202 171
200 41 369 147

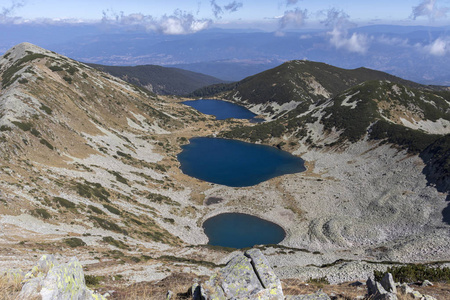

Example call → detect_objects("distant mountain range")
2 24 449 85
88 63 227 95
191 60 448 117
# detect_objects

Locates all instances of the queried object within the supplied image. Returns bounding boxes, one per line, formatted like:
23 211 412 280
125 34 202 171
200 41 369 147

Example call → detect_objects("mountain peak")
1 42 59 65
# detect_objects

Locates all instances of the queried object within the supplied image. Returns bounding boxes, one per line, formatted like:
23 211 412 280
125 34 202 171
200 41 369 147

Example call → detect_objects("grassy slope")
88 63 226 95
189 60 441 105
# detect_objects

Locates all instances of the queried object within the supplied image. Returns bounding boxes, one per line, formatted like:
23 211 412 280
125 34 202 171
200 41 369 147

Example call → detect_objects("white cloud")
411 0 449 20
101 10 212 35
323 8 369 54
328 27 369 54
278 8 307 30
423 37 450 56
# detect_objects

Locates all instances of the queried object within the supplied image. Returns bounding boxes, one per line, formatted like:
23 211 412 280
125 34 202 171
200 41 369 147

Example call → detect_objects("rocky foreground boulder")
190 248 330 300
367 273 437 300
4 254 106 300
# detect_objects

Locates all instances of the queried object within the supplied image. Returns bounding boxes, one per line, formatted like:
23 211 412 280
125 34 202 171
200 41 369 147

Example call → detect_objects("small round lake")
183 99 261 121
177 137 305 187
203 213 286 248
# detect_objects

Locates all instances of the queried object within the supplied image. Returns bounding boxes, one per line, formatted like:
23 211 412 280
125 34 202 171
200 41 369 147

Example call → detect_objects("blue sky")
2 0 450 32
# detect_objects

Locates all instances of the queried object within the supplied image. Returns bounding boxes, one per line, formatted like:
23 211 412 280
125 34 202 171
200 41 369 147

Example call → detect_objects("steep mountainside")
0 43 235 277
88 63 227 95
222 80 450 147
191 60 448 119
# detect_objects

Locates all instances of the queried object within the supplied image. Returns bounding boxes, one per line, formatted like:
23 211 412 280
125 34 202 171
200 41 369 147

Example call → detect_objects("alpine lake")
180 99 305 248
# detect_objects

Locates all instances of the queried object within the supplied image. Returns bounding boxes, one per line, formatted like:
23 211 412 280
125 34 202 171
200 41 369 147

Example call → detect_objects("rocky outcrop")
10 254 106 300
367 273 437 300
192 249 330 300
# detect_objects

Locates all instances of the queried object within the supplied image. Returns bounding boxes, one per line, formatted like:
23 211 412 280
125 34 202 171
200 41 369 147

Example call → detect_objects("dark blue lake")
177 137 305 187
183 99 260 121
203 213 286 248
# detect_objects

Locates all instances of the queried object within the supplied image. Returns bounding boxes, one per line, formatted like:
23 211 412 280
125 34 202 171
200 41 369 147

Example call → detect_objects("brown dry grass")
282 279 450 300
0 274 22 300
109 272 208 300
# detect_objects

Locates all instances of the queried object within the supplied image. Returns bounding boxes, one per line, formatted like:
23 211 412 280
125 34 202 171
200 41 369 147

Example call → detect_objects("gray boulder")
17 255 106 300
245 248 284 297
421 280 433 287
193 248 284 300
366 276 397 300
380 273 397 294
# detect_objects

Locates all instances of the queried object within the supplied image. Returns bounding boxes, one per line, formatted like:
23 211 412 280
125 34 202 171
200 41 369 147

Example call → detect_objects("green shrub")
89 216 122 233
102 236 129 249
64 237 86 248
103 204 121 215
18 78 28 84
74 181 110 202
374 265 450 283
109 171 128 185
0 125 11 131
11 121 32 131
54 196 75 209
40 104 53 115
88 205 104 215
40 138 54 150
307 277 330 285
49 65 63 72
85 275 104 287
116 151 132 159
32 208 51 219
30 128 41 137
63 75 72 84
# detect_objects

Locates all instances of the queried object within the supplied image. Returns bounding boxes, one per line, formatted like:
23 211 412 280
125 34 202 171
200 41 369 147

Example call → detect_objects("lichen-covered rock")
17 255 106 300
398 283 414 295
199 253 264 299
245 248 284 298
24 254 57 281
193 248 284 300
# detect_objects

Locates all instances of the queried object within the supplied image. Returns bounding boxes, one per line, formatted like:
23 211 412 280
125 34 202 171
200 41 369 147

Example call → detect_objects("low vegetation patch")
103 204 121 215
89 216 123 233
62 75 72 84
88 205 105 215
73 181 110 202
146 192 180 206
158 255 224 268
109 171 128 185
11 121 32 132
54 196 75 209
84 275 104 287
102 236 129 250
40 138 54 150
31 208 51 219
39 104 53 115
374 264 450 283
64 237 86 248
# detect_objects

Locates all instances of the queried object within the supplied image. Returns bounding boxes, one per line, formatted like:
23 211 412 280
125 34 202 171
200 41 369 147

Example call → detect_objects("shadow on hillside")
443 195 450 225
